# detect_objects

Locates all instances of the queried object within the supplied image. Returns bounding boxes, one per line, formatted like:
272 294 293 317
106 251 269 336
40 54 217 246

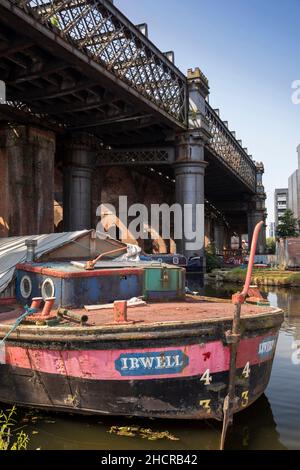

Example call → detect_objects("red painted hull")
0 303 283 420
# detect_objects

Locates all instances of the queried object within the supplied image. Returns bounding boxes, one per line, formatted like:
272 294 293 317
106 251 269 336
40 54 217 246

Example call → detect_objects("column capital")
176 130 209 145
62 132 99 151
175 131 209 164
61 132 98 169
248 196 266 216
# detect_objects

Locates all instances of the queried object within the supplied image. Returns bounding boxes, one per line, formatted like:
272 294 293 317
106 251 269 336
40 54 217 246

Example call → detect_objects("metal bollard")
41 297 56 317
114 300 128 323
30 297 43 310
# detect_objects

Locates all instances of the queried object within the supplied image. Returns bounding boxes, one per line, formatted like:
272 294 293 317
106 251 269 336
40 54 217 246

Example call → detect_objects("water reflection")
6 393 286 451
200 280 300 450
227 394 286 450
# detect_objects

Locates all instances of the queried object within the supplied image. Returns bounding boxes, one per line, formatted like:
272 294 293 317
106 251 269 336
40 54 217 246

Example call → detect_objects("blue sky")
116 0 300 225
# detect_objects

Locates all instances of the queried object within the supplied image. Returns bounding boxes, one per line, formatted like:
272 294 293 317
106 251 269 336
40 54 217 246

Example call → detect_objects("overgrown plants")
0 406 29 450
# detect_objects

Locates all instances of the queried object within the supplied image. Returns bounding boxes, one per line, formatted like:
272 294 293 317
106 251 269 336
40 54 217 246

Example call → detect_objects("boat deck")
0 298 278 328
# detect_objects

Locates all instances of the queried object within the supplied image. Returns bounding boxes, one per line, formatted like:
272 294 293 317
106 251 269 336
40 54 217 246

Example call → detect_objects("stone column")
0 125 55 236
248 209 266 254
214 222 225 254
247 163 267 254
225 229 232 250
174 132 208 266
173 68 211 272
63 133 96 231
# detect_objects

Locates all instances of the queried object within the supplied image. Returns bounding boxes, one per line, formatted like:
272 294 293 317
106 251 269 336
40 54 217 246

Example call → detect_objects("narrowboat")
140 253 204 273
0 224 284 423
140 253 187 269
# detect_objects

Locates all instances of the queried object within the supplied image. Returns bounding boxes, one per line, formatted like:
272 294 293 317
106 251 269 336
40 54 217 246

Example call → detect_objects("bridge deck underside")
128 158 251 233
0 1 256 237
204 149 254 202
0 2 184 142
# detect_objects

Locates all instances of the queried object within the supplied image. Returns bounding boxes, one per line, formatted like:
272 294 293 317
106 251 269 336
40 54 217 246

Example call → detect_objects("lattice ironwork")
205 103 256 191
12 0 187 126
97 148 171 166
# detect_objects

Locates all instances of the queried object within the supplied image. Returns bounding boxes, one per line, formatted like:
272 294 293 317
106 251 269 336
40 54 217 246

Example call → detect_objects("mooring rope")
0 306 37 347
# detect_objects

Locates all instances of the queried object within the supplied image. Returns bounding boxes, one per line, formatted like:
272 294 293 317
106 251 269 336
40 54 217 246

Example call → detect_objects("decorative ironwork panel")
12 0 187 126
205 103 256 191
97 148 171 166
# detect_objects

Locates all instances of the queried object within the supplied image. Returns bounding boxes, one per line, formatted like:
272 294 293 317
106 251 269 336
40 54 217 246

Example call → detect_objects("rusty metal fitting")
225 330 241 345
232 292 245 305
114 300 128 323
248 286 264 300
85 260 95 270
26 313 57 323
41 297 56 317
30 297 43 310
85 247 127 271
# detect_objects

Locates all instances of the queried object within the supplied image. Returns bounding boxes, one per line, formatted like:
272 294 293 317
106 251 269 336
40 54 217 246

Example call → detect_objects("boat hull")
0 314 282 420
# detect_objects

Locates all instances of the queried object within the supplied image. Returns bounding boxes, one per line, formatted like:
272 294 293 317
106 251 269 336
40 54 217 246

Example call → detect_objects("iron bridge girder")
5 0 188 128
97 147 174 166
205 103 257 193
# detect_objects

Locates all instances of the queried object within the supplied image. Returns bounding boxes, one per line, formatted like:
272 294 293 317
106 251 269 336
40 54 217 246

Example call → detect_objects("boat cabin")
0 230 185 310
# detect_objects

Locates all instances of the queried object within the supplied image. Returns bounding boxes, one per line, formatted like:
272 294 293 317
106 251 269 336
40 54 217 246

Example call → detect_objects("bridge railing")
12 0 188 127
205 103 257 192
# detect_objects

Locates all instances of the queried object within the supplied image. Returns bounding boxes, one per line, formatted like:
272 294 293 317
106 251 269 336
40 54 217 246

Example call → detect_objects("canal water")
2 282 300 450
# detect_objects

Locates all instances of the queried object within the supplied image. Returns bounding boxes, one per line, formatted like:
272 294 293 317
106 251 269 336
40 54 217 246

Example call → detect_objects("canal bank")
1 282 299 450
207 268 300 287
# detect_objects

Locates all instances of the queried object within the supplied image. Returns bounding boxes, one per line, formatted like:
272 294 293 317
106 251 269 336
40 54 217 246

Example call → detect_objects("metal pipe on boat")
57 308 89 325
240 220 264 300
25 239 37 263
85 246 127 270
220 220 264 450
41 297 56 317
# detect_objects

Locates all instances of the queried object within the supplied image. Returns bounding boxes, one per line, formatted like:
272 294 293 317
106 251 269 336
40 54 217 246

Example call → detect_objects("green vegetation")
266 237 276 254
276 209 299 238
109 425 179 441
205 244 222 273
0 406 29 450
212 267 300 287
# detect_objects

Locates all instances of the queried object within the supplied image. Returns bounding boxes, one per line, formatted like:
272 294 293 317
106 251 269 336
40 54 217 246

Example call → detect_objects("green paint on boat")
143 264 186 301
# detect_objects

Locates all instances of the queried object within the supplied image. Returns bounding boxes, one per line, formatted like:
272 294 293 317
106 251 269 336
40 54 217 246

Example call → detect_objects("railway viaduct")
0 0 267 268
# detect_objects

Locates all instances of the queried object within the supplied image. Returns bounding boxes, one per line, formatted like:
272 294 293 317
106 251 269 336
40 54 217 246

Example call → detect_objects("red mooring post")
30 297 43 310
220 220 264 450
41 297 56 317
114 300 128 323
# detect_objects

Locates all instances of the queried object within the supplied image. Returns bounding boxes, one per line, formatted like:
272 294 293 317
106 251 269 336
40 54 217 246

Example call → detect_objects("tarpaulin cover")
0 231 89 294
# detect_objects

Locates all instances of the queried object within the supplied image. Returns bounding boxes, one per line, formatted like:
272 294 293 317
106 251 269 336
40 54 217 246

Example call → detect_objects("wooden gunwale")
0 308 284 343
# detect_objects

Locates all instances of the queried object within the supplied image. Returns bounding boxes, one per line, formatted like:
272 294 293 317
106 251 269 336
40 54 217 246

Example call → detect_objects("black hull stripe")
0 359 274 420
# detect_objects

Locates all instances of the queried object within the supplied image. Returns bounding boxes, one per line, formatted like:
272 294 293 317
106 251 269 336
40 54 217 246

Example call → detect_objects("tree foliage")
266 237 276 254
205 243 222 272
276 209 299 238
